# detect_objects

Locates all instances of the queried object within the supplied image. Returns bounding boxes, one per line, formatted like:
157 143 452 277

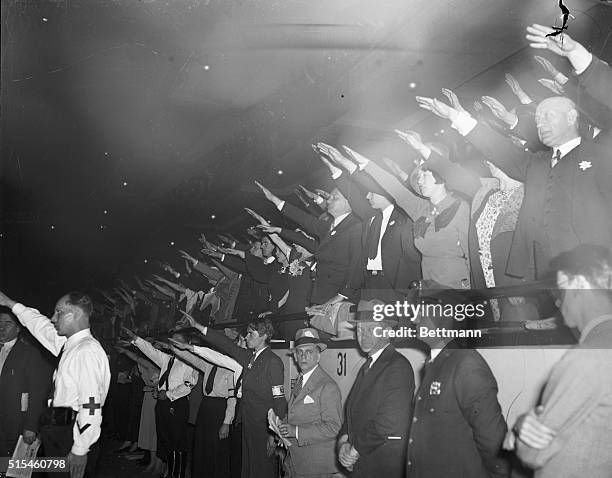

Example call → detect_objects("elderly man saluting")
0 289 110 478
278 328 342 478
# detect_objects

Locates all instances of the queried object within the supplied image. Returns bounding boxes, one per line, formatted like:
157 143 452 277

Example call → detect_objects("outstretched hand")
441 88 468 114
244 208 270 226
504 74 532 105
526 24 581 58
481 96 517 127
415 96 459 121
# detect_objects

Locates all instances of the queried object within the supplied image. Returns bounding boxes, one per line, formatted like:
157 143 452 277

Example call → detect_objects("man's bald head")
535 96 580 148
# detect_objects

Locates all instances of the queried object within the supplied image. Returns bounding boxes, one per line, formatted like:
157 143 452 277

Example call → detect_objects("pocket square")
303 395 315 404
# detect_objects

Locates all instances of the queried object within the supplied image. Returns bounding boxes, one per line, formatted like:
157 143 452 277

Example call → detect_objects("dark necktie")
551 149 561 168
367 213 384 260
292 374 304 398
158 356 175 390
205 365 218 395
356 356 372 384
49 345 65 405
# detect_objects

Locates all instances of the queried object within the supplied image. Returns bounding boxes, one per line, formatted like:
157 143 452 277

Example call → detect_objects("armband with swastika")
271 385 284 398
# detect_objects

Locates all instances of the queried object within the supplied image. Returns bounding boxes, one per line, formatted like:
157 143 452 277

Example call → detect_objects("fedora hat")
347 299 399 325
290 328 327 352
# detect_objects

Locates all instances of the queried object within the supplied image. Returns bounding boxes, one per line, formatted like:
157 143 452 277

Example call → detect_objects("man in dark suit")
256 181 363 305
315 143 421 304
0 309 53 458
337 302 415 478
278 328 342 477
406 293 508 478
417 90 612 281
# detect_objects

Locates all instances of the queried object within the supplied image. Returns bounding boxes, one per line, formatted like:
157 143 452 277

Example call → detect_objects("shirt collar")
429 348 443 362
301 364 318 385
553 136 581 159
254 346 268 360
263 256 276 265
369 343 390 366
65 328 92 350
0 337 18 349
381 204 394 221
580 315 612 343
332 212 350 229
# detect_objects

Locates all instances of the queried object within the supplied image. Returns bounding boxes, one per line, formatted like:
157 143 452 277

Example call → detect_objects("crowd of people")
0 23 611 478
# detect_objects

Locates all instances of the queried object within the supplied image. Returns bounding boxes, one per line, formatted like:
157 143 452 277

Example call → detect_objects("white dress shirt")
0 337 18 375
133 337 198 402
551 137 581 167
367 204 395 271
12 303 111 456
369 344 390 367
173 348 238 424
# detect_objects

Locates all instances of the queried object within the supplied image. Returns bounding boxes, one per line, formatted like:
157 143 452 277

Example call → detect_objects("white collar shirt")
300 364 318 387
0 337 18 375
133 337 198 402
331 212 350 230
552 137 581 167
12 303 111 456
367 204 395 271
369 344 390 367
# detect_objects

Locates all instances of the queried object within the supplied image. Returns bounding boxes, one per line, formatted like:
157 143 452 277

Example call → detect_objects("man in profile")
508 244 612 477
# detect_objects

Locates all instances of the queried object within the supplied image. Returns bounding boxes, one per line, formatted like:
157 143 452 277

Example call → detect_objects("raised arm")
8 302 66 356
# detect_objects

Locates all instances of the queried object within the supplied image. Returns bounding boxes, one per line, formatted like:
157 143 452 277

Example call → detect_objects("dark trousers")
230 423 242 478
39 424 100 478
242 421 276 478
192 397 230 478
155 396 189 462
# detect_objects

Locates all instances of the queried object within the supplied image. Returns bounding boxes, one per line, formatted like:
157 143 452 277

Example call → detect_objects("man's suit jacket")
333 172 422 298
220 254 270 317
516 318 612 478
0 337 54 455
286 365 342 476
281 202 363 304
466 122 612 279
407 347 508 478
577 55 612 112
339 345 414 478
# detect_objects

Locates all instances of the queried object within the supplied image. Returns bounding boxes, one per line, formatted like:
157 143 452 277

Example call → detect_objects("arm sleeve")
221 255 249 275
577 55 612 111
455 354 508 478
71 346 110 456
172 349 211 374
132 337 169 369
166 362 198 402
363 162 428 221
269 357 288 420
464 122 532 182
334 172 375 221
244 254 274 284
279 229 317 253
224 397 237 425
24 346 54 432
339 222 365 300
295 382 343 446
516 352 603 469
426 152 481 198
201 328 252 367
352 362 415 456
281 202 330 239
12 303 66 356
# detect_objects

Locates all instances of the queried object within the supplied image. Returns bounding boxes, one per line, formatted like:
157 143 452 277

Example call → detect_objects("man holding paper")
278 328 342 477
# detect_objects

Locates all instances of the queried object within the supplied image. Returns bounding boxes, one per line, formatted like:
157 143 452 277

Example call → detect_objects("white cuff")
451 112 478 136
574 52 593 75
12 303 26 315
331 170 342 180
277 200 286 211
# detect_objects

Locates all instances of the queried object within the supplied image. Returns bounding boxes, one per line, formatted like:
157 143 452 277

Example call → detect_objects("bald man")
428 93 612 280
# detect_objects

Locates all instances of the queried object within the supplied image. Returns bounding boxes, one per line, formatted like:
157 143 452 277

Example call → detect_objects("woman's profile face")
417 169 438 198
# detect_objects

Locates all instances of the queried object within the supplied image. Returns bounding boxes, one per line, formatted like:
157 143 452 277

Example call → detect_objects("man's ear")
567 109 578 127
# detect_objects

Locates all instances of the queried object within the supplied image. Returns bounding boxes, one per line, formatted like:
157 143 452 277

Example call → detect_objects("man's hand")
157 390 168 401
67 452 87 478
534 55 568 84
505 73 533 105
341 146 371 169
179 250 198 266
538 78 565 94
316 143 357 173
168 337 193 351
526 24 591 72
201 248 223 260
441 88 468 114
254 181 282 208
514 408 556 450
314 189 331 200
244 208 270 226
179 310 206 335
257 224 282 235
218 247 245 259
278 423 296 438
22 429 37 445
394 129 431 158
338 442 359 469
153 341 171 352
266 435 277 457
381 157 409 182
481 96 518 127
121 326 137 341
219 424 230 440
415 96 459 122
0 290 17 309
